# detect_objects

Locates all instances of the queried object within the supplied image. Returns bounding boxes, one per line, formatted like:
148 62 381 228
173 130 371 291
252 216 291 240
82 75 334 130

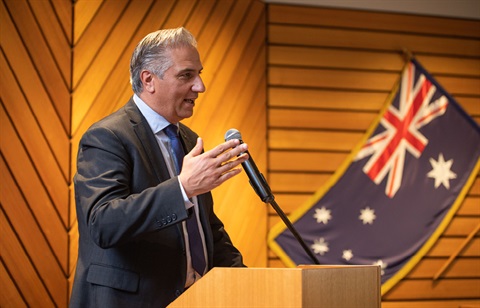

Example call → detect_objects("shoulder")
79 102 145 153
90 100 140 131
178 123 198 140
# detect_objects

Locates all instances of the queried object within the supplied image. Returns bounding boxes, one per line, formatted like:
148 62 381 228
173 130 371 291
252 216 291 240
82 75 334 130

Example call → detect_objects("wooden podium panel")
168 265 381 307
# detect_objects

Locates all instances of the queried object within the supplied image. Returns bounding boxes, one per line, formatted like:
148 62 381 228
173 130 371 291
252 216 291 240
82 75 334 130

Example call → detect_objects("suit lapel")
124 99 170 183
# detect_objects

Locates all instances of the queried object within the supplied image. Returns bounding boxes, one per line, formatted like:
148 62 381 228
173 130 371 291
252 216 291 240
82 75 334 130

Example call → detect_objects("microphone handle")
242 150 274 203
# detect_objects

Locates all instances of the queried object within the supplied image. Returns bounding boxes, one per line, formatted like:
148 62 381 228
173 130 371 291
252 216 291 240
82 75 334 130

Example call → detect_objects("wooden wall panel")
71 0 268 275
1 0 71 306
266 3 480 306
1 1 70 180
2 0 266 307
2 0 478 306
268 5 480 38
4 0 71 129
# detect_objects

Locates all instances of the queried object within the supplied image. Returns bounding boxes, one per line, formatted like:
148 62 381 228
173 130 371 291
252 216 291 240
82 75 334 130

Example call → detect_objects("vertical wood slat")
194 0 235 61
0 260 27 308
266 3 480 305
198 1 268 265
1 0 72 306
0 155 67 307
0 103 68 274
73 0 103 44
162 0 198 29
0 53 69 223
0 0 70 180
183 0 216 36
187 0 263 136
72 0 130 88
28 0 71 84
0 209 56 307
49 0 72 43
72 0 154 131
3 0 71 130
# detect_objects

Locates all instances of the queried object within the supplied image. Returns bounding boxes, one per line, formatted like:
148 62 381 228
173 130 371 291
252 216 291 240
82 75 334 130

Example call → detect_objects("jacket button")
172 214 177 221
175 289 182 297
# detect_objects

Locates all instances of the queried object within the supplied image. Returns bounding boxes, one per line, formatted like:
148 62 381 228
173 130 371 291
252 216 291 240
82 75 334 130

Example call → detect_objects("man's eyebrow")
177 67 203 74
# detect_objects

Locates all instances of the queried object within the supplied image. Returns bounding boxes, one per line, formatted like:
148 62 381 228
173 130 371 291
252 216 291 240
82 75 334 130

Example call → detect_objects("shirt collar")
133 94 176 134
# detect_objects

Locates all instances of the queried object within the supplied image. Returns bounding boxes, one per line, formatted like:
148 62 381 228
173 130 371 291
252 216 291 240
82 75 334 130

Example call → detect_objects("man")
70 27 248 308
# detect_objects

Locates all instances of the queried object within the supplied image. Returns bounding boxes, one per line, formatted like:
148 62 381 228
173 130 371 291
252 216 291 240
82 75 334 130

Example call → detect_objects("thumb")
188 137 203 157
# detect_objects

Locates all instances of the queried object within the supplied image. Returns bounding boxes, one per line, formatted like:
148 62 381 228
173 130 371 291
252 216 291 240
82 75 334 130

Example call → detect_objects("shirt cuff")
178 177 194 210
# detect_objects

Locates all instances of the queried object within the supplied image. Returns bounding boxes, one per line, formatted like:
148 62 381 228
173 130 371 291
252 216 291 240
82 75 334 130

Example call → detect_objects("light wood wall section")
1 0 266 307
266 4 480 307
1 0 71 306
70 0 268 272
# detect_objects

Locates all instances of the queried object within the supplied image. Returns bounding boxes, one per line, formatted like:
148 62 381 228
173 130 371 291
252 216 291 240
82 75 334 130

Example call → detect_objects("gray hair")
129 27 197 94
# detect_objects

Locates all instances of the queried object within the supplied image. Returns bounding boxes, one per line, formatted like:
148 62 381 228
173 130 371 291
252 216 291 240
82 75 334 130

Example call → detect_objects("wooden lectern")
168 265 381 307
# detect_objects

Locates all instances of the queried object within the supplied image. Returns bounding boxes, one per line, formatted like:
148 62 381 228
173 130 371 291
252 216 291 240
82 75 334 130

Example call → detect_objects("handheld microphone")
225 128 274 203
225 129 320 264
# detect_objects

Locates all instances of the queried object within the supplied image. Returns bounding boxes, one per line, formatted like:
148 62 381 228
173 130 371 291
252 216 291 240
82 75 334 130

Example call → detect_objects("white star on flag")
342 249 354 261
359 207 376 224
311 237 329 255
313 206 332 224
427 153 457 189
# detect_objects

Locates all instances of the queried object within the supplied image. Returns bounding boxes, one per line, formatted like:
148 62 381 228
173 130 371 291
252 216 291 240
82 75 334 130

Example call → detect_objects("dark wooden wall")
1 0 479 307
266 4 480 307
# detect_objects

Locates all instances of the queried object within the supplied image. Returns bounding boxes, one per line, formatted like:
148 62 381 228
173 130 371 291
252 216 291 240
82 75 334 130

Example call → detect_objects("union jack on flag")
356 63 449 198
268 58 480 294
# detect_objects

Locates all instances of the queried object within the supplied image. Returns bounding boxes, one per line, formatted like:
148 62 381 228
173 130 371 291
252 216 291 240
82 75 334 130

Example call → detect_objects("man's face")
144 46 206 123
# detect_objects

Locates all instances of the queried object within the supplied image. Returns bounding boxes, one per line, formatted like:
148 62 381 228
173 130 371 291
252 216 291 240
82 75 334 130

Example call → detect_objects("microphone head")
225 128 242 141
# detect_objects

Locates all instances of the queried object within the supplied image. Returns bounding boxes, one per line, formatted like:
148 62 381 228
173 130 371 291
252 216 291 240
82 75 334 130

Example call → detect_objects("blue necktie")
164 124 206 276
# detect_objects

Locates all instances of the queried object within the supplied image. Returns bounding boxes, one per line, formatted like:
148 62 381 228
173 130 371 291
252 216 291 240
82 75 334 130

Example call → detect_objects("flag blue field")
268 58 480 294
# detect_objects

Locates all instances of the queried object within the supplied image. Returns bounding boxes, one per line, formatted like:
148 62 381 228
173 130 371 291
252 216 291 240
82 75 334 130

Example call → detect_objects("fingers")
216 167 243 183
217 152 248 173
208 139 248 162
180 138 249 198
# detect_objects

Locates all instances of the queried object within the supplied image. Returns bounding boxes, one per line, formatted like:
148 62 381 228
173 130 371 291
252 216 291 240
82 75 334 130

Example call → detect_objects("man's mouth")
184 99 195 105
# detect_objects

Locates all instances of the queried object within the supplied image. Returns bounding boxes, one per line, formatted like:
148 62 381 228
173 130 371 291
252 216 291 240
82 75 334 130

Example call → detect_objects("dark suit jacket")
69 98 244 308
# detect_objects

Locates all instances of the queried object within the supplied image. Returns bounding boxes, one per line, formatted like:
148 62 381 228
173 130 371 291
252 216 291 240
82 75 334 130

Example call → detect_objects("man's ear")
140 70 155 93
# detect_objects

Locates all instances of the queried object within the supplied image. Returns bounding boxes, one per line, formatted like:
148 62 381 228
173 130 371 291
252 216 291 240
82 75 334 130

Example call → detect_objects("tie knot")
164 124 179 140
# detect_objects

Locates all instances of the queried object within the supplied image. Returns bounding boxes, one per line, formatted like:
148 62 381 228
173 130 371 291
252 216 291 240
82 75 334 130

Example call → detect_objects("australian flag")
268 58 480 294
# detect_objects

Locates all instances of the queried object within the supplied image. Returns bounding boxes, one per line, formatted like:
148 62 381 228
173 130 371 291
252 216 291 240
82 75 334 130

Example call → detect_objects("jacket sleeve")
74 124 189 249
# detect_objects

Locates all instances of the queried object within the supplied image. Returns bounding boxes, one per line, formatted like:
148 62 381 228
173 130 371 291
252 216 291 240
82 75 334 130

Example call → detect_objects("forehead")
167 46 203 70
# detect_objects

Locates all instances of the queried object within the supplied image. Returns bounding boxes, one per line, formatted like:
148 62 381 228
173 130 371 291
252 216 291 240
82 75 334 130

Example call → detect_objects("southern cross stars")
311 238 329 255
342 249 354 261
427 153 457 189
359 207 376 225
313 206 332 224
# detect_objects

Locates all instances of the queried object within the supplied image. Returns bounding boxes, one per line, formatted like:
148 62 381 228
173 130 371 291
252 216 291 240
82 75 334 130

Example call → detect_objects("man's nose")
192 76 206 93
